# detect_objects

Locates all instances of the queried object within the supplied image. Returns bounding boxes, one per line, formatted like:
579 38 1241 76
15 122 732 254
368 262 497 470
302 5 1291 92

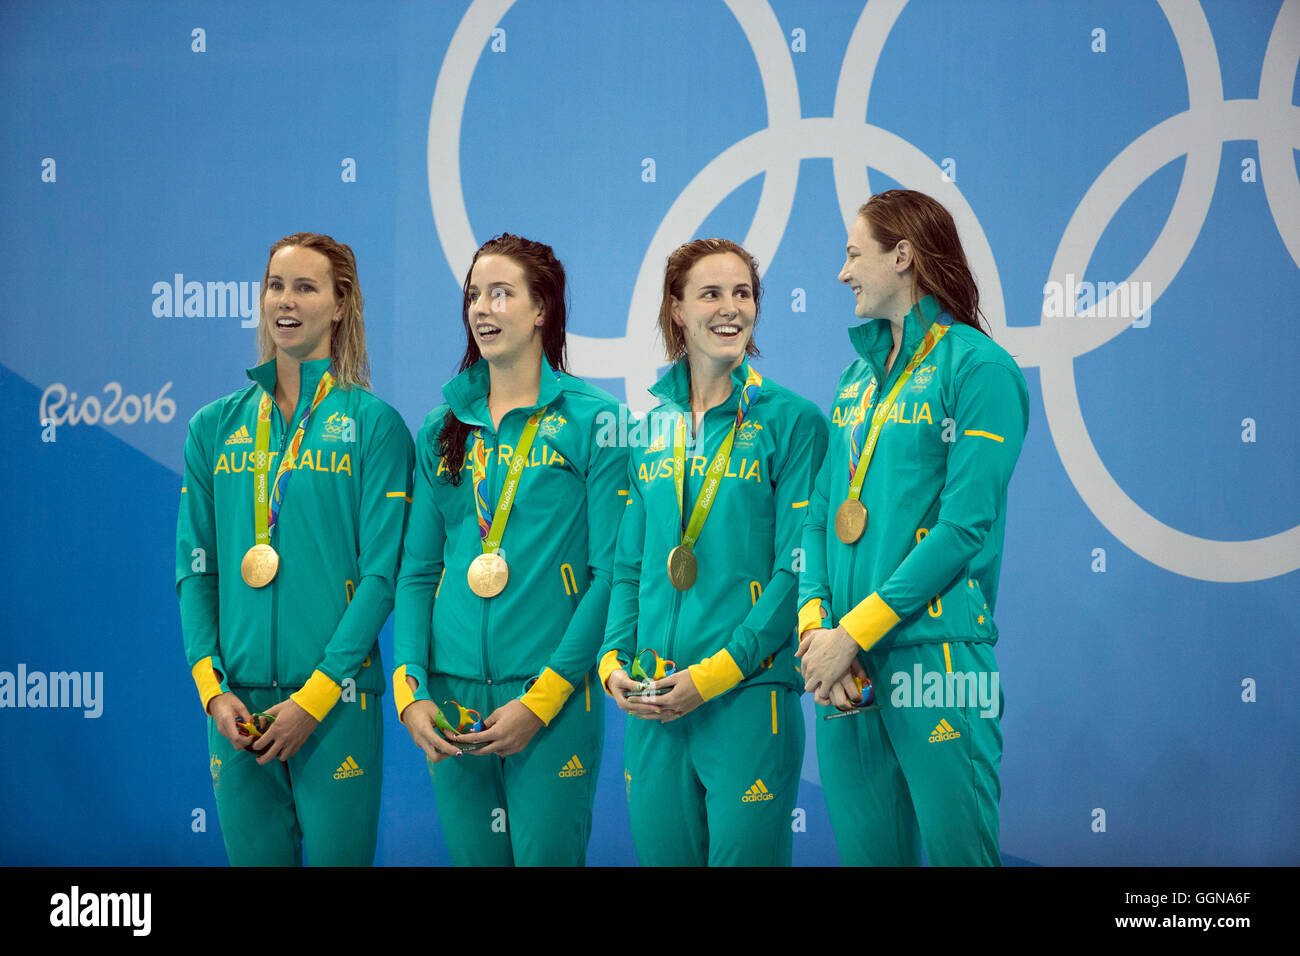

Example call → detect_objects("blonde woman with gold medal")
598 239 828 866
797 191 1029 865
393 234 626 866
176 233 414 865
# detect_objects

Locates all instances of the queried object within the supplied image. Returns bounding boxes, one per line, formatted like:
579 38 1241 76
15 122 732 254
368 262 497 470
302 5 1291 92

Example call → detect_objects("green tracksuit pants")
816 641 1002 866
424 672 603 866
207 685 383 866
623 683 804 866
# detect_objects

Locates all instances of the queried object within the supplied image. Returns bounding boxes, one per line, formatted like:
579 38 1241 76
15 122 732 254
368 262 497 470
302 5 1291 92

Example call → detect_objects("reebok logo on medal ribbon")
741 779 774 803
929 719 961 743
225 425 252 445
559 755 587 778
333 755 364 779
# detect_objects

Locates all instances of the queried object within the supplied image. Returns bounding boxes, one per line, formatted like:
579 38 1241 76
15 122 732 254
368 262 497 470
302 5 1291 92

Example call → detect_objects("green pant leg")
695 685 804 867
290 689 384 867
876 642 1002 866
502 671 605 866
424 675 513 867
208 687 302 867
814 681 922 867
623 707 709 866
964 643 1004 860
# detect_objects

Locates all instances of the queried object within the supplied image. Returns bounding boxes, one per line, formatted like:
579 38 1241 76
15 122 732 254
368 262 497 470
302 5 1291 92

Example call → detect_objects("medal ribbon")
845 318 951 499
471 407 547 555
846 381 877 479
672 365 763 550
252 369 335 545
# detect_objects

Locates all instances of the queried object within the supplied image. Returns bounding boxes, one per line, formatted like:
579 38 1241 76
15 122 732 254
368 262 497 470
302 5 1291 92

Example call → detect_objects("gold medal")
834 499 868 544
241 544 280 588
667 545 698 591
467 551 510 598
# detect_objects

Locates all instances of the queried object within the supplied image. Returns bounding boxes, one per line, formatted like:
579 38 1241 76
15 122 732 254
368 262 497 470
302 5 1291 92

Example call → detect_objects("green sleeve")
709 404 830 688
541 405 630 687
392 415 445 703
175 409 230 696
876 361 1028 622
310 405 415 691
798 423 835 629
600 451 644 676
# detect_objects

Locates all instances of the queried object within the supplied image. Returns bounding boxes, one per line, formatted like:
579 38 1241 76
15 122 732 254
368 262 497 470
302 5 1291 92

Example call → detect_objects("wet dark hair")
436 233 569 485
859 190 987 334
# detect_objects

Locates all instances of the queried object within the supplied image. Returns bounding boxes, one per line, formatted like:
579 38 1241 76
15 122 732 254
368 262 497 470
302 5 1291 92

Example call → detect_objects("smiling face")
262 245 341 362
466 253 545 371
670 253 756 373
839 215 913 322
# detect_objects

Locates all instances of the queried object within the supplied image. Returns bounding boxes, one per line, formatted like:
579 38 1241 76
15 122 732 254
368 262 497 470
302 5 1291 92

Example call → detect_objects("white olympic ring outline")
428 0 1300 582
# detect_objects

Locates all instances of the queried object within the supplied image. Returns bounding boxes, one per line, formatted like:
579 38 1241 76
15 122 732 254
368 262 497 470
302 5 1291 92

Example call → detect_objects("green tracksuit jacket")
392 361 628 725
600 358 830 701
797 294 1029 654
176 357 415 720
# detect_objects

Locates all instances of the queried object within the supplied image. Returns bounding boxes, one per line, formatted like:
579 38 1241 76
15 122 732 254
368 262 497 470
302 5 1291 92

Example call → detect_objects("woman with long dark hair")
176 232 414 865
797 190 1029 865
393 233 626 866
599 238 828 866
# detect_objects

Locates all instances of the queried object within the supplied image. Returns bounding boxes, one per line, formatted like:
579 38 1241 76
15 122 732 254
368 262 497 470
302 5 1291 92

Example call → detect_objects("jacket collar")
847 295 943 383
649 356 753 415
442 359 564 430
246 356 333 411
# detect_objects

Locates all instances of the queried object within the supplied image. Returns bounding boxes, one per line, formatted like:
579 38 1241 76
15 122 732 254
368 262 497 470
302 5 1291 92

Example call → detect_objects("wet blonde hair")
256 232 371 388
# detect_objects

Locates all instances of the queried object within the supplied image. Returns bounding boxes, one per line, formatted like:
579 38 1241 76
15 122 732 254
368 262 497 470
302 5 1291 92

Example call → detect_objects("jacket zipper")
845 361 884 641
848 341 908 641
480 422 496 683
663 589 683 665
665 403 712 666
270 404 289 689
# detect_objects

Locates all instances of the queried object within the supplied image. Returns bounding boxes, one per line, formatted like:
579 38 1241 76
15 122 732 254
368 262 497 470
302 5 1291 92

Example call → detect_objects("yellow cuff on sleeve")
598 650 625 696
798 599 826 637
518 667 574 726
289 670 342 722
838 592 901 652
191 657 224 714
687 649 744 702
393 665 416 720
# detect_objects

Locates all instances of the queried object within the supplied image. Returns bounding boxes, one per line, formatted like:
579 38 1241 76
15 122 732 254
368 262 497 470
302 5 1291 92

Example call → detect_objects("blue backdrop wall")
1 0 1297 866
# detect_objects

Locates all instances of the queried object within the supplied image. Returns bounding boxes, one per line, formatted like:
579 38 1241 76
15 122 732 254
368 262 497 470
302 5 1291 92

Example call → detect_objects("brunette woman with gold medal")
392 234 626 866
175 233 414 865
797 191 1029 866
598 239 828 866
